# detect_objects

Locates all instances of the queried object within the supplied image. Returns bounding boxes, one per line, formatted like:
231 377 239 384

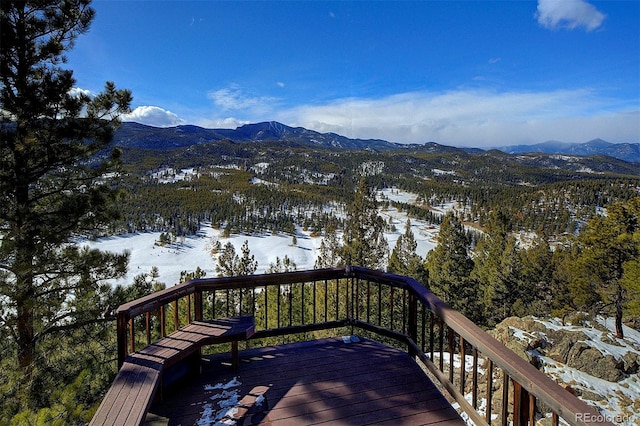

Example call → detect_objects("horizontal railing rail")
114 266 613 426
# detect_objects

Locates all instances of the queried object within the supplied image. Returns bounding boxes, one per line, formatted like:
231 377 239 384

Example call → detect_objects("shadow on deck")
146 337 464 425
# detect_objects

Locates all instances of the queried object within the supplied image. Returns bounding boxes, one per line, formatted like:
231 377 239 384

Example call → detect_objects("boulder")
622 351 640 374
488 316 547 364
544 329 625 382
566 343 624 382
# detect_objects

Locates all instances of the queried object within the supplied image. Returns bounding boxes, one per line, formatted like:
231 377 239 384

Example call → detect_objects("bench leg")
232 340 239 370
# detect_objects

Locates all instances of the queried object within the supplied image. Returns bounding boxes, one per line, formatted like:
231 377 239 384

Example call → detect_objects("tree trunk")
13 149 36 375
15 248 36 381
16 274 35 375
615 297 624 339
613 266 625 339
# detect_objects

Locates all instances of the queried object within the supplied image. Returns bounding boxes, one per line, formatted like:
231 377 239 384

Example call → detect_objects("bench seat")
90 316 255 426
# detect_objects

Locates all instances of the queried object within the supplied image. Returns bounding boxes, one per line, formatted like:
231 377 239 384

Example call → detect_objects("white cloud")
208 85 278 115
536 0 606 31
123 106 185 127
69 87 93 98
274 89 638 147
196 117 249 129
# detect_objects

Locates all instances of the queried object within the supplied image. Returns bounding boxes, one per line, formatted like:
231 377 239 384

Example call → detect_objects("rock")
489 316 549 363
580 389 605 402
545 331 625 382
573 347 624 381
546 330 578 363
622 351 640 374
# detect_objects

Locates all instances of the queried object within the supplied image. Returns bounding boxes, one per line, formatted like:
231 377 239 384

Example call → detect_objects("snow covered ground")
79 188 439 287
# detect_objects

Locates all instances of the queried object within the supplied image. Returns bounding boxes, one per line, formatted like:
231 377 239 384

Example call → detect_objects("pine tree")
237 240 258 276
0 0 131 393
388 220 425 282
315 219 341 269
268 256 298 273
339 178 388 270
569 197 640 338
179 267 207 283
216 242 238 277
515 236 553 316
215 240 257 277
425 213 478 320
471 210 520 326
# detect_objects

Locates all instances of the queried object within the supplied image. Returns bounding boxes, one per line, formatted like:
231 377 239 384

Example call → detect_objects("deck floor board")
146 337 464 425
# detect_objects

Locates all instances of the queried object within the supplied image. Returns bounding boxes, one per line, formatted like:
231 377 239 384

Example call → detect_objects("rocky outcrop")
489 315 640 424
490 316 640 381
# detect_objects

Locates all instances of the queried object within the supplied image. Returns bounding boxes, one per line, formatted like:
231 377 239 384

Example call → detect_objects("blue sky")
67 0 639 147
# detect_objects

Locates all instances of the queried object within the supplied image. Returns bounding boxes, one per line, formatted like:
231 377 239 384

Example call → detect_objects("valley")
82 188 447 287
84 121 640 292
108 122 639 244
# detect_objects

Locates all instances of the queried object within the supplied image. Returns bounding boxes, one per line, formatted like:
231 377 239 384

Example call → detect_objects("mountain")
113 122 640 164
497 139 640 163
114 121 402 151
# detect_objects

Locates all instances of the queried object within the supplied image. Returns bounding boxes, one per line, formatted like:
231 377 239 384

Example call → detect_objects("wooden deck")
145 337 465 425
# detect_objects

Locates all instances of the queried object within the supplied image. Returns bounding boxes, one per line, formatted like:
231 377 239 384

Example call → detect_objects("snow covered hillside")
79 189 450 287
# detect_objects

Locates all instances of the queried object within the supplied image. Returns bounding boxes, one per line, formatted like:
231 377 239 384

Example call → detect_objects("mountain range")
114 121 640 164
114 121 403 151
496 139 640 163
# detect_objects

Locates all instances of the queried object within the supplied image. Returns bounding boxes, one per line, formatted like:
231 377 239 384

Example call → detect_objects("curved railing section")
115 266 612 426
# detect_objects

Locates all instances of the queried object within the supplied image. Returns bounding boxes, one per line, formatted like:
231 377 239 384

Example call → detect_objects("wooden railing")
115 266 613 426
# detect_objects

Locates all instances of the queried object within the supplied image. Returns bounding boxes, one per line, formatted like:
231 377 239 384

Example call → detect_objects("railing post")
390 286 394 330
186 293 191 323
438 317 444 371
160 305 166 337
513 381 530 426
448 327 455 384
528 393 536 425
472 348 479 409
486 359 494 424
116 311 128 368
429 312 435 361
194 287 203 322
501 373 509 426
128 318 135 354
459 335 466 395
407 293 418 357
173 299 179 330
346 276 351 322
145 312 151 345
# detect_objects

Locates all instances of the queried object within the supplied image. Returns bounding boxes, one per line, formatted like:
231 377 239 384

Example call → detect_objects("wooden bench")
90 316 255 426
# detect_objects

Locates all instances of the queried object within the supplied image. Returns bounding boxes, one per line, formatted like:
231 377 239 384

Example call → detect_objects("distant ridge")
114 121 640 163
496 139 640 163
